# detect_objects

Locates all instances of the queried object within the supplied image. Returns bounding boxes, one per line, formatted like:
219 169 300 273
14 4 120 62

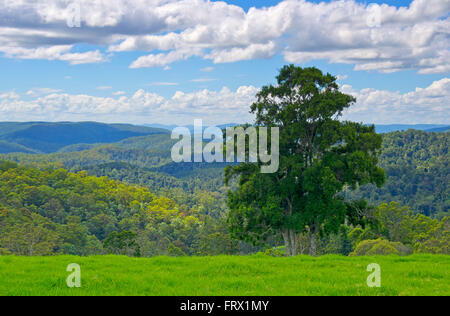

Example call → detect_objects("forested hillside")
0 161 241 256
347 130 449 218
0 126 448 256
1 161 447 257
1 128 446 217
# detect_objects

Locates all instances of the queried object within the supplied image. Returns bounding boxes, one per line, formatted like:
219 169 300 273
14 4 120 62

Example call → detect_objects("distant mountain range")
0 122 168 154
0 122 447 154
374 124 449 133
422 126 450 133
147 123 449 134
145 123 240 134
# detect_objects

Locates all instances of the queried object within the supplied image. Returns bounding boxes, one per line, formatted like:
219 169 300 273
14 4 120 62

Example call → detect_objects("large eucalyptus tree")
225 65 385 256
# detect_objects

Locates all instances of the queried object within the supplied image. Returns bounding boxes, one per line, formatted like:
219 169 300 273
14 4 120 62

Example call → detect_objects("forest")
0 128 448 257
0 67 448 259
0 161 240 256
346 130 449 218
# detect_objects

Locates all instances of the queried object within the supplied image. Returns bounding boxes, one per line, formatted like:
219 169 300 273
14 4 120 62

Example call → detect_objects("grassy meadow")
0 254 448 296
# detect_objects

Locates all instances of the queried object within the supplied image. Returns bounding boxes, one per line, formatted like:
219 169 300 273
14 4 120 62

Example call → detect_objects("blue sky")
221 0 415 11
0 0 448 125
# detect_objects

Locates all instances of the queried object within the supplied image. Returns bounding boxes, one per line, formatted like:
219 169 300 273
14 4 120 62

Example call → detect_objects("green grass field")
0 254 448 296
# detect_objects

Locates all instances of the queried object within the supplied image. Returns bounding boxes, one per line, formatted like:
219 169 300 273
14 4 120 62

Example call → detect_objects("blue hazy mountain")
374 124 448 133
424 126 450 133
145 123 240 133
0 122 447 154
0 122 168 153
146 123 448 134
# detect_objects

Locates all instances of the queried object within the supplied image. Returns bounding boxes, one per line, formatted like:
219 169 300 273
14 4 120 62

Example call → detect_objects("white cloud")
0 0 447 72
201 67 214 72
205 42 277 64
190 78 216 83
96 86 112 90
0 91 20 100
343 78 450 124
26 88 63 97
1 79 448 125
0 85 259 125
129 48 202 68
59 50 105 65
112 91 126 96
0 45 105 65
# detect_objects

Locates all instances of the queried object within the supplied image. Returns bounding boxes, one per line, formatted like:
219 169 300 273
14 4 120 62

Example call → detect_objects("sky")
0 0 449 126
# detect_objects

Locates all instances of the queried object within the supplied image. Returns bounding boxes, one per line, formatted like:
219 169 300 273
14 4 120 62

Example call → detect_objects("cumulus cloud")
26 88 63 97
0 85 259 124
0 45 105 64
0 91 20 100
0 0 448 72
129 48 202 68
0 79 448 124
342 78 450 124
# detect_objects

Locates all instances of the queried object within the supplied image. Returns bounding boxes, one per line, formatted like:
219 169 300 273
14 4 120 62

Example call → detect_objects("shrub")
263 246 286 257
413 217 449 254
350 239 412 256
414 238 450 255
168 243 186 257
0 248 12 255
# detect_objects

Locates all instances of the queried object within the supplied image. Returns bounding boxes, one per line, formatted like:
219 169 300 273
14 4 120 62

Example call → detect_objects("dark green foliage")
1 125 446 219
347 130 449 217
0 117 447 257
348 202 449 255
104 231 140 256
168 243 186 257
226 65 385 256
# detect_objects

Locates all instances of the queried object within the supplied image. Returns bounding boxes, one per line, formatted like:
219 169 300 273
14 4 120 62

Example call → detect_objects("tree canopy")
226 65 386 256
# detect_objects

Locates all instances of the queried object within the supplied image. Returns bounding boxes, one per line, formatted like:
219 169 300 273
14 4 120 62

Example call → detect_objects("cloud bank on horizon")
0 0 449 125
1 78 449 125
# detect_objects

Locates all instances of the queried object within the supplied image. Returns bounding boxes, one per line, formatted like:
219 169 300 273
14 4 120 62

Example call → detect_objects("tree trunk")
282 229 299 256
282 230 290 256
309 232 317 257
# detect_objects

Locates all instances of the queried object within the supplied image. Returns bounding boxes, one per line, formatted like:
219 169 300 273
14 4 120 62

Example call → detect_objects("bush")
0 248 12 255
168 243 186 257
414 238 450 255
263 246 286 257
413 217 449 254
350 239 412 256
